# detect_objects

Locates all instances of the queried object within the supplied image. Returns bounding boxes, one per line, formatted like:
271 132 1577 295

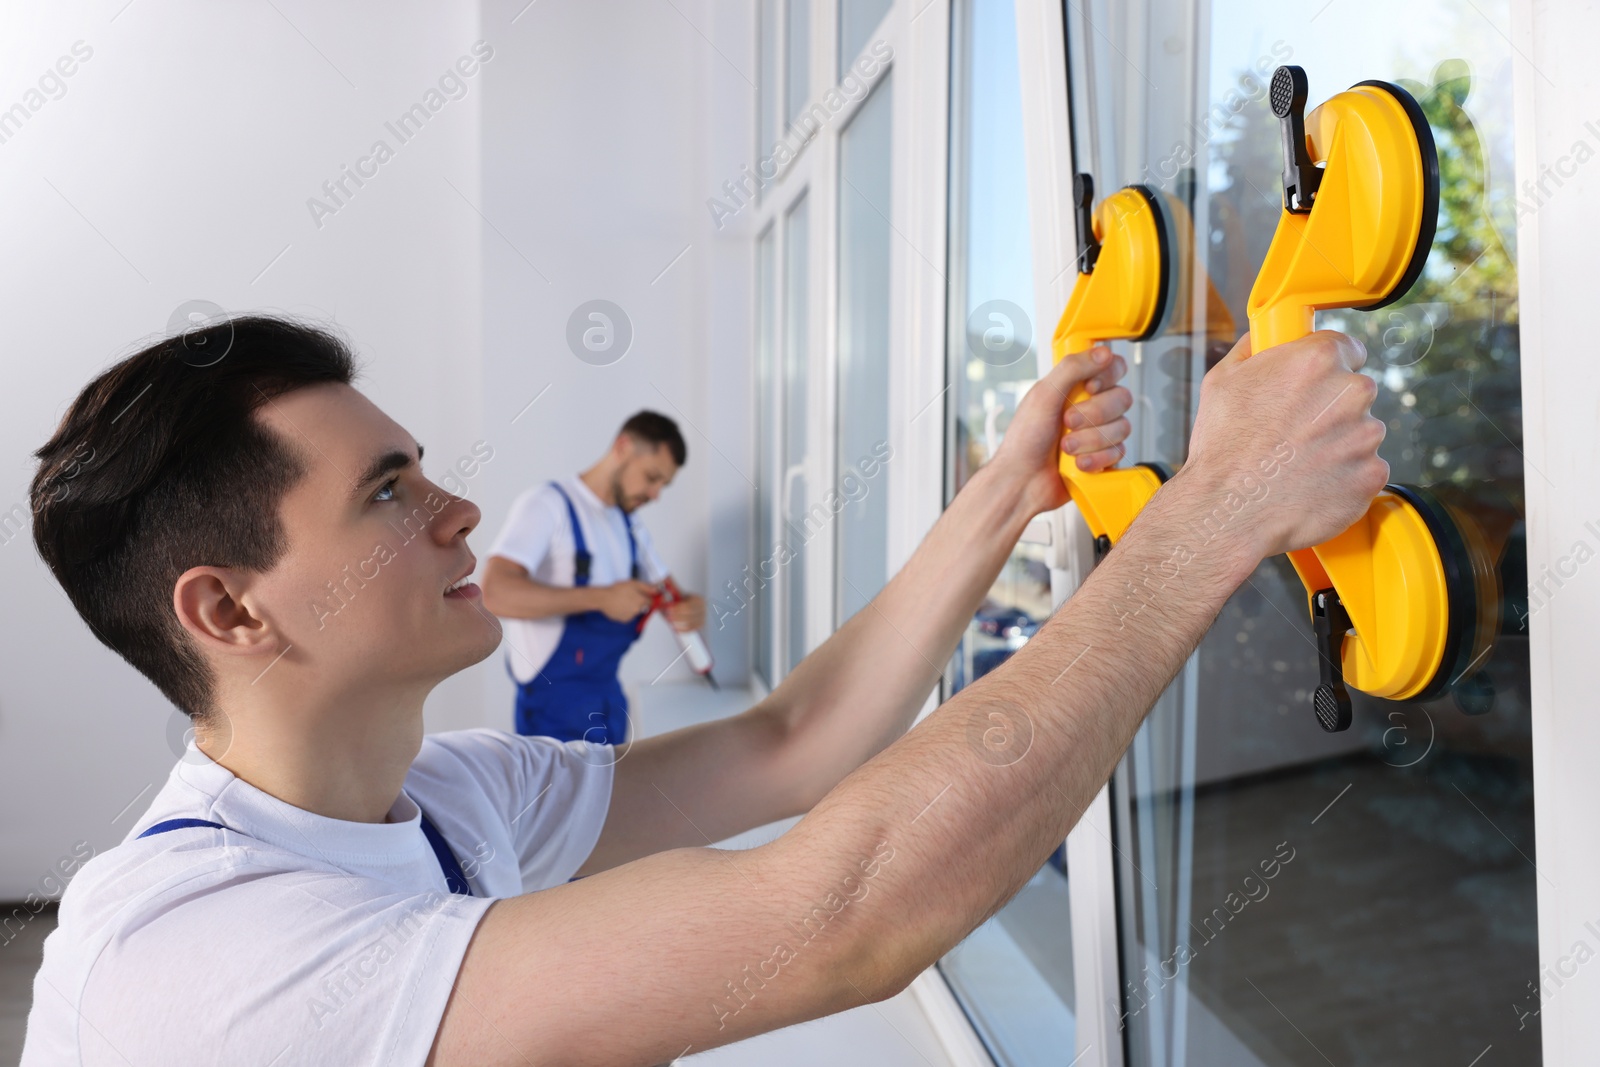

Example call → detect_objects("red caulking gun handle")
635 588 667 634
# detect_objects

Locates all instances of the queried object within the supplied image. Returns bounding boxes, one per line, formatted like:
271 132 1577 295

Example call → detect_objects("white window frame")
1512 1 1600 1063
747 0 948 689
1011 1 1129 1063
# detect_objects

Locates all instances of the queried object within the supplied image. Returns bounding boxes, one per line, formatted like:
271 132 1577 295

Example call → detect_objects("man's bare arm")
481 554 655 621
430 331 1387 1066
578 348 1134 873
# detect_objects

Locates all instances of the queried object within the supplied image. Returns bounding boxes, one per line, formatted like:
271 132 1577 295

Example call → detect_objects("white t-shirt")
22 729 613 1067
488 476 668 683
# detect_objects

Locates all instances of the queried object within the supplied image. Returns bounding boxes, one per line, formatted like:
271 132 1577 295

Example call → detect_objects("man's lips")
444 557 477 595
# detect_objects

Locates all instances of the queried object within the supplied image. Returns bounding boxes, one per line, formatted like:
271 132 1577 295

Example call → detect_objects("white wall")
0 0 487 899
0 0 755 899
475 0 754 718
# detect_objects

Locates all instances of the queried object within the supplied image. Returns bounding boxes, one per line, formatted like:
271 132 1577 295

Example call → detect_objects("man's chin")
429 617 504 675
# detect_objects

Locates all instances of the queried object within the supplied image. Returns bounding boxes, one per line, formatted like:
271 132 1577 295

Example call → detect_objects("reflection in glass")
943 0 1041 684
937 1 1074 1062
782 194 811 673
945 0 1038 500
836 74 893 624
1067 0 1537 1063
755 227 778 687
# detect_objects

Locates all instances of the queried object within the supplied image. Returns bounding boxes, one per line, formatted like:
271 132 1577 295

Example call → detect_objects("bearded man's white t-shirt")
488 476 667 685
20 729 613 1066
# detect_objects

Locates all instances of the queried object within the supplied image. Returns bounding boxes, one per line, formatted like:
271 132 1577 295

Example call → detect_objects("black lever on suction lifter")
1270 65 1322 214
1074 172 1101 273
1311 587 1354 732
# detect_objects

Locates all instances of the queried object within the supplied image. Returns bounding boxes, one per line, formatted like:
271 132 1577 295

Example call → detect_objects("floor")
0 682 963 1067
0 904 52 1066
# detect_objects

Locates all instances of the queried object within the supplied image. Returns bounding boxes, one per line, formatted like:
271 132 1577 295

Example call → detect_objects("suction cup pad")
1352 80 1440 310
1126 184 1176 342
1387 484 1476 701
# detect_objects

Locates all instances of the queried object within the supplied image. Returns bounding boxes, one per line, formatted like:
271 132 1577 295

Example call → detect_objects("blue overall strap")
622 512 640 581
137 813 475 897
549 481 593 586
138 818 227 838
552 481 640 581
417 810 474 896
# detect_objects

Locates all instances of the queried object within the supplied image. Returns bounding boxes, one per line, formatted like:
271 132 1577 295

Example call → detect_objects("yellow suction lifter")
1052 173 1178 559
1247 65 1498 731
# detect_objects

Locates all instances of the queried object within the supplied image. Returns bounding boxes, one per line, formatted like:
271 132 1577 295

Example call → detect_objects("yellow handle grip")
1058 378 1094 494
1058 373 1163 546
1248 294 1331 588
1247 301 1316 357
1050 184 1173 548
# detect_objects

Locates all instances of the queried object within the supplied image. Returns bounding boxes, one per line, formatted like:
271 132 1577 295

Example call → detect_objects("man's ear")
172 566 274 656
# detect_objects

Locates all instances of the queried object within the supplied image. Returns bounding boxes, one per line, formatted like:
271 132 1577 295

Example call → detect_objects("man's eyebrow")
350 442 424 502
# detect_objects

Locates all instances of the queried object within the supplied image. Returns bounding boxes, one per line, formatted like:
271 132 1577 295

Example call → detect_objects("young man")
481 411 706 743
22 314 1384 1065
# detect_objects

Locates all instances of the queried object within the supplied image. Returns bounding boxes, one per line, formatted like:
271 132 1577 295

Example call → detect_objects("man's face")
615 440 678 513
243 383 501 701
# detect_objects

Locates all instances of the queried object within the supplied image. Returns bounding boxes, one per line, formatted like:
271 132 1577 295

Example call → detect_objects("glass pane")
836 73 893 625
786 0 812 127
839 0 892 75
782 193 811 673
938 2 1073 1063
1066 0 1537 1063
755 226 778 687
760 0 779 183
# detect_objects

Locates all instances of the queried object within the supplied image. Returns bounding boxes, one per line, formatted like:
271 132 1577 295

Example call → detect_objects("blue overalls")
510 482 646 744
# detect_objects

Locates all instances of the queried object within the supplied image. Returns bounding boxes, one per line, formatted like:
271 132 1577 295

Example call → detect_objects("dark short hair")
30 315 359 720
620 410 686 466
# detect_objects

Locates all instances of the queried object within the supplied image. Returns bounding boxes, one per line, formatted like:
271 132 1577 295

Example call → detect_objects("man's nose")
435 488 481 540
